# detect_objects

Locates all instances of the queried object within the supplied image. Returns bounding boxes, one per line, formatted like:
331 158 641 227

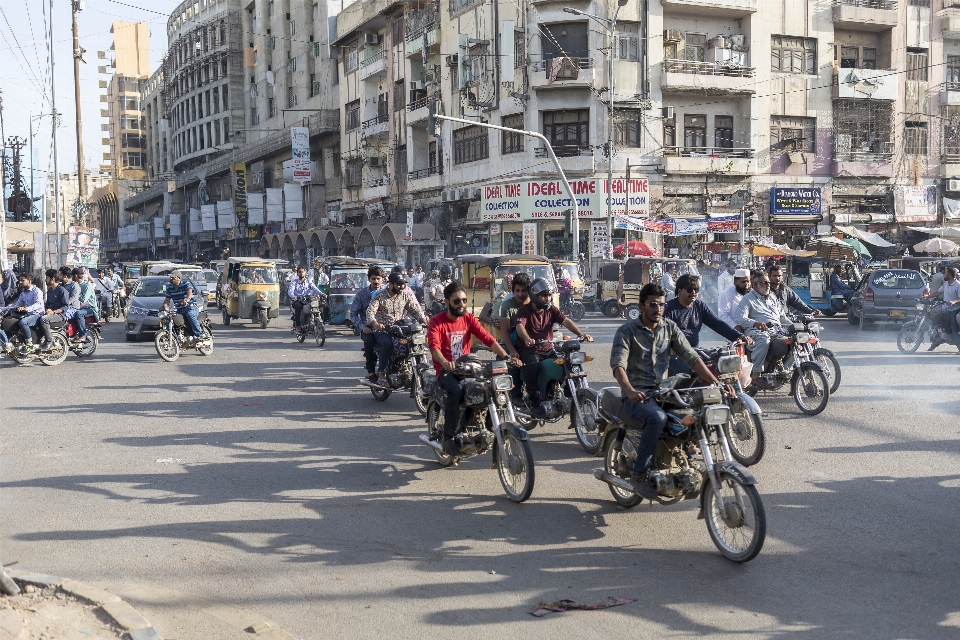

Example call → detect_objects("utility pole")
7 137 26 221
72 0 86 199
0 90 7 270
50 0 63 266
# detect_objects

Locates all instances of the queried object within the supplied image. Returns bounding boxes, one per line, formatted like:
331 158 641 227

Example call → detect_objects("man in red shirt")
515 278 593 419
428 280 516 457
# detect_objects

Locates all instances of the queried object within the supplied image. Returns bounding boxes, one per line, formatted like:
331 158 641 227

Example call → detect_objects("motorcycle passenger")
40 269 75 352
367 270 427 388
288 266 323 330
661 263 677 300
1 267 17 305
555 267 573 309
350 266 386 382
929 263 945 296
935 266 960 353
71 268 98 343
736 271 793 383
495 273 532 403
514 277 593 420
717 268 752 330
428 280 516 457
59 267 81 312
1 273 44 352
93 268 116 318
610 283 719 500
423 269 443 315
830 265 855 303
107 266 125 310
768 265 817 318
161 270 202 341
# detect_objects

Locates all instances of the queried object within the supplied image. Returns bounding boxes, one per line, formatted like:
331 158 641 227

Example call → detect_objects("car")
849 268 928 329
201 269 219 306
125 276 170 341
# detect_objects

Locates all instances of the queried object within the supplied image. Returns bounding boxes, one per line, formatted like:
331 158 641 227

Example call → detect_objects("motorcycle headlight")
807 323 822 333
569 351 586 365
257 291 267 300
494 375 514 390
916 304 925 310
704 406 731 426
717 354 741 374
795 332 810 344
495 392 509 406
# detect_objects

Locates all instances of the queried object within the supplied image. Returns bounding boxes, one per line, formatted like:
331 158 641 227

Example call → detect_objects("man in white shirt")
929 264 945 296
717 268 752 330
717 261 736 293
661 264 677 299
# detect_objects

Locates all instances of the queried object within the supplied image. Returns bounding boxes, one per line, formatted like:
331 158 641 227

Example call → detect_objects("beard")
735 284 749 295
449 305 467 317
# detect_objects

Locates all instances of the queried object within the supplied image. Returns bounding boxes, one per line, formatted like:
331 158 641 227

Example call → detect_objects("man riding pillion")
428 281 517 457
350 266 387 382
768 264 818 318
717 268 752 330
161 270 202 342
0 273 44 353
288 266 323 331
71 268 98 343
514 278 593 420
610 283 720 500
93 268 116 318
366 270 427 388
495 272 532 403
736 271 793 386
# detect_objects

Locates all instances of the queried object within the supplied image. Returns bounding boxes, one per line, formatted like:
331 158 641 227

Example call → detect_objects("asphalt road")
2 308 959 639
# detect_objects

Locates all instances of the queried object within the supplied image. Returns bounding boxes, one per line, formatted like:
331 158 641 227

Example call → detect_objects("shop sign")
770 187 822 215
481 178 649 222
521 223 537 254
895 185 936 222
591 221 608 257
233 164 248 225
489 223 500 235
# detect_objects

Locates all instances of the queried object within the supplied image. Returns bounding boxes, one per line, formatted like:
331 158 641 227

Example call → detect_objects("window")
948 55 960 87
250 107 259 125
345 160 362 187
904 122 928 155
429 141 438 172
290 56 297 72
839 45 876 69
683 114 706 149
906 49 928 81
453 126 489 164
682 33 706 63
311 73 318 97
772 36 816 74
663 114 676 148
289 20 295 36
543 109 589 156
346 100 360 130
614 110 642 147
714 116 733 149
944 106 960 154
122 152 145 167
450 0 481 14
833 100 892 155
502 114 524 154
540 22 589 60
345 44 359 73
391 17 404 45
770 116 816 153
393 80 405 111
514 36 524 69
269 97 277 117
287 86 297 108
471 44 489 86
121 133 143 148
617 23 639 61
377 92 389 119
268 1 274 15
313 3 319 20
271 36 277 50
395 145 407 185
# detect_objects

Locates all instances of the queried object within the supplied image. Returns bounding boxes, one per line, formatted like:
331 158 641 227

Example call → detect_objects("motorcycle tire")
569 301 585 322
847 309 859 325
791 362 830 416
625 304 641 322
813 347 841 394
371 384 391 402
724 407 765 467
197 327 214 356
155 332 181 362
896 322 923 353
702 472 766 563
572 388 602 455
296 330 306 343
258 309 268 329
315 322 326 348
426 403 455 467
75 334 99 358
602 435 642 508
494 431 535 503
38 334 69 366
412 368 428 417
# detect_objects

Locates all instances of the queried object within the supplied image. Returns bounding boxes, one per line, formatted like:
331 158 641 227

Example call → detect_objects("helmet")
439 264 452 279
388 271 408 286
529 278 555 310
391 265 404 275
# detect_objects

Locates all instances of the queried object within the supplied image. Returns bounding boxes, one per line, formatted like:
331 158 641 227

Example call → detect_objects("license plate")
888 309 905 317
412 334 426 344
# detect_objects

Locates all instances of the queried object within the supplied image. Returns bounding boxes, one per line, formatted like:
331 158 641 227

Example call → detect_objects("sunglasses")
450 298 467 306
684 287 700 294
756 280 771 286
646 302 668 310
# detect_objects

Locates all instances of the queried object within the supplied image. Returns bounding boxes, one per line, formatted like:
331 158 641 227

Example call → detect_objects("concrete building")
105 21 151 181
141 68 174 183
46 170 112 229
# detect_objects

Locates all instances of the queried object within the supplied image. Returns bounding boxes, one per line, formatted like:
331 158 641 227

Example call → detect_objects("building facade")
105 21 151 181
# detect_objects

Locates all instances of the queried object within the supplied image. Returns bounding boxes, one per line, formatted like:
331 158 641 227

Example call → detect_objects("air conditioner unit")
441 190 452 203
458 188 472 200
364 33 380 45
729 34 745 47
446 54 459 67
709 36 727 49
664 30 682 44
949 179 960 192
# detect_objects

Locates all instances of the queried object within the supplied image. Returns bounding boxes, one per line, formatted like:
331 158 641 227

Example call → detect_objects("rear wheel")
724 407 765 467
625 304 641 322
38 334 69 366
703 473 766 563
371 384 391 402
258 308 268 329
791 363 830 415
603 435 641 508
572 388 602 454
314 321 326 347
897 322 923 353
154 331 180 362
568 301 585 322
813 347 841 394
76 333 98 358
495 431 535 503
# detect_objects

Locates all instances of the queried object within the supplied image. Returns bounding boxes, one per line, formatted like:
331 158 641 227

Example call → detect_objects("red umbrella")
613 240 656 258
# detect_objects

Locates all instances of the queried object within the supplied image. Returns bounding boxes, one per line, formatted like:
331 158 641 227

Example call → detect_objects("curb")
8 571 164 640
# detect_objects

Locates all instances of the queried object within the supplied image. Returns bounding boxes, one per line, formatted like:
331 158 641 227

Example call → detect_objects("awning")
805 236 858 260
907 226 960 241
833 225 895 248
841 237 872 258
752 244 816 258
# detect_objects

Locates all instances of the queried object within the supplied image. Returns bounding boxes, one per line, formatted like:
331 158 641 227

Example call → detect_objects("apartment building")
104 22 151 181
141 69 173 182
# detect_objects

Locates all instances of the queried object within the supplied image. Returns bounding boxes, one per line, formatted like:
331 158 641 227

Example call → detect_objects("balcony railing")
946 81 960 92
531 57 594 80
942 151 960 164
663 59 756 78
408 167 442 180
662 146 754 158
367 176 391 188
833 148 894 162
406 5 439 41
361 49 386 67
946 0 960 8
535 144 594 158
832 0 897 9
407 96 429 111
362 114 389 128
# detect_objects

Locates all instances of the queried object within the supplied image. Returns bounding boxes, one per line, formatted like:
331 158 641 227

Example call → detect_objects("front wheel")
568 301 585 322
813 347 841 394
603 435 642 508
154 330 180 362
624 304 641 322
703 473 766 563
897 322 923 353
572 388 602 454
495 430 535 503
296 330 306 343
791 363 830 416
38 334 69 366
314 321 326 347
197 326 214 356
724 407 765 467
258 308 268 329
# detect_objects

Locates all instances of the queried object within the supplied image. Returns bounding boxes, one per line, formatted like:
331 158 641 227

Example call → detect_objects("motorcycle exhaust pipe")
419 434 445 452
359 380 388 390
594 469 636 494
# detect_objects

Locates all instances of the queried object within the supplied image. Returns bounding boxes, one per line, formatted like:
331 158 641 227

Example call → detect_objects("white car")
202 269 219 306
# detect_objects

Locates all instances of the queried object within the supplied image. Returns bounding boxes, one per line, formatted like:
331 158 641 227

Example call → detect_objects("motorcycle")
594 374 766 562
111 290 124 318
360 317 431 415
65 314 103 358
0 310 70 366
154 307 214 362
897 297 957 353
292 295 326 347
745 321 831 416
420 355 535 503
559 293 586 322
792 314 841 394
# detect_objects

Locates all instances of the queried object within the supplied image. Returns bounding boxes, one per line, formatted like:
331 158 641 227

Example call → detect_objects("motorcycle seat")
599 388 646 430
769 339 791 357
46 317 65 330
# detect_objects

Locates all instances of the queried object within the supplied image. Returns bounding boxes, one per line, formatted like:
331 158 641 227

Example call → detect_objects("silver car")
850 269 927 328
202 269 219 306
125 276 169 341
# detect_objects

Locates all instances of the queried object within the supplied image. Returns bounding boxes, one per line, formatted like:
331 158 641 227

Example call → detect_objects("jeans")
360 330 378 374
621 397 669 475
18 314 43 344
519 350 548 405
0 329 7 345
438 371 465 439
374 330 394 374
177 305 202 337
73 308 95 337
949 307 960 351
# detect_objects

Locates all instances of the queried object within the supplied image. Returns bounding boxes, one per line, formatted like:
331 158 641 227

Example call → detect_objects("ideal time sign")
481 178 649 222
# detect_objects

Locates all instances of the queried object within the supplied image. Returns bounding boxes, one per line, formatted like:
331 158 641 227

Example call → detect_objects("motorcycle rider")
717 268 752 330
768 265 818 318
161 270 202 342
736 271 794 384
428 280 517 457
288 266 323 331
107 266 125 311
423 269 442 314
611 282 720 500
935 266 960 353
1 273 44 352
93 268 116 319
39 268 75 352
514 278 593 420
350 266 386 382
367 270 426 388
71 268 98 343
929 263 946 296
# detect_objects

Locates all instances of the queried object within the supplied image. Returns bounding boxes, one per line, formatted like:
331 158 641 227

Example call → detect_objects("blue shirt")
165 278 197 307
3 285 44 315
664 297 742 348
349 284 383 328
288 277 322 300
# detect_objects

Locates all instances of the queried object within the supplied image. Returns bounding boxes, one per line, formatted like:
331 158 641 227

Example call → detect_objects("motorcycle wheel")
412 369 428 417
602 435 642 508
197 327 214 356
495 431 535 503
569 301 585 322
572 388 602 455
296 330 306 343
896 322 923 353
75 334 99 358
813 348 841 394
791 363 830 416
315 322 326 348
38 334 69 366
703 473 766 563
724 407 765 467
625 304 641 322
258 309 268 329
155 332 180 362
371 384 391 402
426 403 455 467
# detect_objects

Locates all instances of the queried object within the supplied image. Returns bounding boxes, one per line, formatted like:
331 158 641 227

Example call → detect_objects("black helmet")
388 271 408 286
529 278 555 310
439 264 452 279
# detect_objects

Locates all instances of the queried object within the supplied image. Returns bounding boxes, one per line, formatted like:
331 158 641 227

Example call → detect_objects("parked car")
202 269 219 306
125 277 170 341
849 269 928 329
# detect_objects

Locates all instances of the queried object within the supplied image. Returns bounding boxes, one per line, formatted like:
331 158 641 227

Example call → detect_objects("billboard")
290 127 312 183
895 185 936 223
481 178 648 222
770 187 822 215
66 226 100 267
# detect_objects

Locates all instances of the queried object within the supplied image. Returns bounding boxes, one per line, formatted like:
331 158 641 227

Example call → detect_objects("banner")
233 163 249 225
66 226 100 267
216 200 237 229
283 183 304 219
591 221 607 257
290 127 311 183
247 192 265 225
405 211 413 241
944 197 960 220
481 178 649 222
201 204 217 231
169 214 182 237
154 216 165 239
895 185 937 222
266 188 284 222
770 187 822 215
522 223 537 254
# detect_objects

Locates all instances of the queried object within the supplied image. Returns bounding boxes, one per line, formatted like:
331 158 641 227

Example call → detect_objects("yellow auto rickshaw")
551 260 586 300
601 257 698 321
121 263 142 295
220 258 281 329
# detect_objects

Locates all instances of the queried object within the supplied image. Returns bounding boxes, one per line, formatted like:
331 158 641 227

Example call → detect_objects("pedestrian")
718 260 736 293
937 266 960 354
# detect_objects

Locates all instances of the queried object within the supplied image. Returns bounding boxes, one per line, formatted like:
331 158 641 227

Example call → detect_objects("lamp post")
564 0 627 259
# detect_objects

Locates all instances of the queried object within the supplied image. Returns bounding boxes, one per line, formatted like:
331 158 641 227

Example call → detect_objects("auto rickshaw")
551 260 586 300
121 263 141 295
320 257 394 333
601 257 699 321
220 258 281 328
787 257 861 316
454 254 557 340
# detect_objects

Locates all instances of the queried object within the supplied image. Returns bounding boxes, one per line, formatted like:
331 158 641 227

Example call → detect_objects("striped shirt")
366 287 425 327
165 278 197 307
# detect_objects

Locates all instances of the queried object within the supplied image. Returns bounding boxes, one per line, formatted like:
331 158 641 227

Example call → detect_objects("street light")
564 0 628 258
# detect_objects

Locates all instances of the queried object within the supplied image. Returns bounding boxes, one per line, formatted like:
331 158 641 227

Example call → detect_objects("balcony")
661 0 757 17
359 49 387 81
529 58 595 91
832 144 894 177
405 25 439 58
533 145 595 174
832 0 899 32
833 68 899 101
942 1 960 38
362 114 389 139
661 147 756 175
365 177 391 200
408 167 442 191
407 96 430 124
660 60 756 95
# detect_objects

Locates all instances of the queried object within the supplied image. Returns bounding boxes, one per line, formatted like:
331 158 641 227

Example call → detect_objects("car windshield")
494 264 556 292
203 270 218 283
134 279 167 297
555 264 580 282
330 269 369 290
125 267 140 278
870 270 924 289
239 266 278 284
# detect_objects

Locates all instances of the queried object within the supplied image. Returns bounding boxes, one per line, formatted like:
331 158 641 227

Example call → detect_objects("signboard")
591 221 608 257
770 187 822 215
481 178 649 222
290 127 312 183
521 223 537 254
233 163 249 224
405 211 414 241
895 185 936 222
65 226 100 267
489 223 500 235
